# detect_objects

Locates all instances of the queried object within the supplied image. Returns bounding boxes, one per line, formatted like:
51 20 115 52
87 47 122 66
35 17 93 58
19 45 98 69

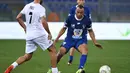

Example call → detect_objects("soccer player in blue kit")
68 0 92 65
53 5 103 73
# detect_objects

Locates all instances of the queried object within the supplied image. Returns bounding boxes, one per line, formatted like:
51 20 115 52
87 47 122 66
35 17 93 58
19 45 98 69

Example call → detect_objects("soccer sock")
78 55 87 69
52 67 58 73
11 62 18 69
69 55 73 63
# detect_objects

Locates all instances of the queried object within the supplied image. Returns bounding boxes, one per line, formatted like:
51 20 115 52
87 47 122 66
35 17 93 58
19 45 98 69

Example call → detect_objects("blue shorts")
61 38 87 53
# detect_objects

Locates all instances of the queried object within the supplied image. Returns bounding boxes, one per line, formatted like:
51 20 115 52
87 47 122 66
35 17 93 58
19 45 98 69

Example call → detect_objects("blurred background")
0 0 130 73
0 0 130 22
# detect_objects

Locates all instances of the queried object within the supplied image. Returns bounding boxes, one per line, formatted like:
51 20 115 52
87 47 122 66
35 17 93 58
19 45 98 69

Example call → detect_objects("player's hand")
48 34 52 40
53 39 58 45
24 28 26 33
94 43 103 49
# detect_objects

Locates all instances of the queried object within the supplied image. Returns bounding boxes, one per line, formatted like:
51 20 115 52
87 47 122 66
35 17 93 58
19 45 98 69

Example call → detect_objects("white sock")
11 62 18 69
52 67 58 73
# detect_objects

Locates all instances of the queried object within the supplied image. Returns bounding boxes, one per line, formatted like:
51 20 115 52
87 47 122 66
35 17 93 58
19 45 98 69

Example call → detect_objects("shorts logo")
62 42 66 45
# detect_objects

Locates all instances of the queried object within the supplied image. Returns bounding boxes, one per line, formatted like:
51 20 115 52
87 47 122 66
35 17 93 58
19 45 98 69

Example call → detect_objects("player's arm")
16 5 28 32
87 17 103 49
68 6 75 16
41 16 52 40
54 15 70 44
55 15 70 43
86 17 96 44
55 27 67 42
40 7 52 39
41 16 51 34
88 29 96 44
16 13 26 32
88 29 103 49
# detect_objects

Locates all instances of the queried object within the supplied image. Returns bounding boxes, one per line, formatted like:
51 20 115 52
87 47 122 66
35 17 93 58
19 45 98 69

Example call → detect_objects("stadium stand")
24 0 33 4
0 4 13 21
0 0 129 22
110 0 130 3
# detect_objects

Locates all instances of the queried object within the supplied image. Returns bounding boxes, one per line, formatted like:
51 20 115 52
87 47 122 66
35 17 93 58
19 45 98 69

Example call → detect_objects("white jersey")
20 2 48 40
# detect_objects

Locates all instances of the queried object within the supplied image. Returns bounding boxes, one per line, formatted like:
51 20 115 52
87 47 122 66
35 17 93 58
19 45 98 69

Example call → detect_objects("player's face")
77 0 85 5
76 7 84 19
34 0 42 4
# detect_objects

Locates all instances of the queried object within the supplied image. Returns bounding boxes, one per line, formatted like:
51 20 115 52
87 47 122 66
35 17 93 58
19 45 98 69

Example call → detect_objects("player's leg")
4 53 33 73
68 47 75 65
47 40 71 73
78 44 88 69
47 38 72 73
76 43 88 73
47 46 67 73
57 47 67 64
34 35 59 73
5 40 37 73
48 45 59 73
57 40 72 64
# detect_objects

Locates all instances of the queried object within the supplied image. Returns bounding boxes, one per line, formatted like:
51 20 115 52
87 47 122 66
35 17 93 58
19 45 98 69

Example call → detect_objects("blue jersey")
64 14 92 40
61 14 92 52
69 5 91 18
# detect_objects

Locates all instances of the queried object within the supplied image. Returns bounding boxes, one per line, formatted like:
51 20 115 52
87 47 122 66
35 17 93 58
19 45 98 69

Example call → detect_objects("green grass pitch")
0 40 130 73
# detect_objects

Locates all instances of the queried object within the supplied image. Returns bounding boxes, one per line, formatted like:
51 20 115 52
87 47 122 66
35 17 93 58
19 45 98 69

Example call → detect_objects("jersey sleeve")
40 7 46 18
84 6 91 19
87 18 92 30
88 8 92 19
20 5 28 14
63 16 71 28
68 6 75 16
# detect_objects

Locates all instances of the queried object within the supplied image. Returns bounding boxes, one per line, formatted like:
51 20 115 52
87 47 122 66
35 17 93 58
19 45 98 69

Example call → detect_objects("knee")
80 49 88 55
70 48 75 53
48 45 57 53
57 52 64 57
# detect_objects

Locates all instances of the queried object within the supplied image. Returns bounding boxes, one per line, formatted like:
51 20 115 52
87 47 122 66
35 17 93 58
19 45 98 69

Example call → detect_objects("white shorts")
25 35 53 54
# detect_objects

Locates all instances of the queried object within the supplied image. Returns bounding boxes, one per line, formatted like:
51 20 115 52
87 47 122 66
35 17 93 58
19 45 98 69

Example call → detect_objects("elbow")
16 13 22 21
88 29 93 32
16 14 21 21
16 17 19 21
42 21 46 25
42 19 47 24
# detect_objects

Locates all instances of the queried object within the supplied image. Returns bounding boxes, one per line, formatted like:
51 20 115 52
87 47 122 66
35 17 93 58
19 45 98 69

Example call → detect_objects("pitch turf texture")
0 40 130 73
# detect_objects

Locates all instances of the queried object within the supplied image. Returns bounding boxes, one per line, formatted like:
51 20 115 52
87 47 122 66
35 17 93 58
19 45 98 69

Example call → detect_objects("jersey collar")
75 14 84 21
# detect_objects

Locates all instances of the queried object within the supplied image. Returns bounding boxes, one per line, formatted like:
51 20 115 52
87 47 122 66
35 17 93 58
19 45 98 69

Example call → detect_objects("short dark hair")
77 4 84 9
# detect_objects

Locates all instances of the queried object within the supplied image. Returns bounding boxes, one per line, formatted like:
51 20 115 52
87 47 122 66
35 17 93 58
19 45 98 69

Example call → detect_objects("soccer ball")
99 65 111 73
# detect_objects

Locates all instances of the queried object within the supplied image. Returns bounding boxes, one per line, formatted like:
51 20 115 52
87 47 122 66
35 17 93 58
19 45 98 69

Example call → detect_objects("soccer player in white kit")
4 0 59 73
